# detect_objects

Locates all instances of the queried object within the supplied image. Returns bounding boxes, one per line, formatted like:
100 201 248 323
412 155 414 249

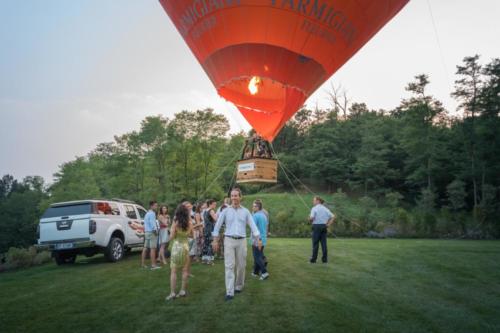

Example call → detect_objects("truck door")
124 204 143 245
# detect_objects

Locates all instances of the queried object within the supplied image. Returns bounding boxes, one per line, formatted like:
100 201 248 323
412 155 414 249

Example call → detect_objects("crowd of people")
140 188 334 302
139 189 270 301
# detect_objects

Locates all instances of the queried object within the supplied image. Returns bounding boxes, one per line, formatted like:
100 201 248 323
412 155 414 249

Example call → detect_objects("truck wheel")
54 252 77 265
105 237 124 262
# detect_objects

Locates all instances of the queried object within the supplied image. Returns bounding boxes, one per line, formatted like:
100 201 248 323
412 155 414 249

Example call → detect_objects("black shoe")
309 260 316 264
235 289 243 294
225 295 234 301
322 261 328 264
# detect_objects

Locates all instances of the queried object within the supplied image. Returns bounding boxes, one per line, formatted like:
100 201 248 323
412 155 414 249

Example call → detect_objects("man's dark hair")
149 200 157 207
314 196 325 204
206 199 216 206
231 187 242 197
253 200 262 210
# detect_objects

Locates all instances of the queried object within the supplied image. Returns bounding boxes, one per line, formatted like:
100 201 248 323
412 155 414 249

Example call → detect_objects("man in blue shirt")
309 196 335 263
251 199 269 280
142 200 160 270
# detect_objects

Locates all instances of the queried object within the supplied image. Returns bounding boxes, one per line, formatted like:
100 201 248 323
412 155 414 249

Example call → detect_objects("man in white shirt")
309 196 335 264
212 188 262 301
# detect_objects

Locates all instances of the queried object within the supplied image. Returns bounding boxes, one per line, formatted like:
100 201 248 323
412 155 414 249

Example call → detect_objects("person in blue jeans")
251 200 269 280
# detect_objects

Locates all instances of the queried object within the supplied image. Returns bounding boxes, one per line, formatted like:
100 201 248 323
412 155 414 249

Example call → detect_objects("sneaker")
151 266 161 270
251 272 259 278
235 289 243 294
225 295 234 301
177 290 187 298
165 293 176 301
260 272 269 280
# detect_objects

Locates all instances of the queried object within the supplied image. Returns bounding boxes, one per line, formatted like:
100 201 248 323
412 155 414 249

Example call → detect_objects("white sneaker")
165 293 176 301
177 290 187 298
151 266 161 270
260 272 269 280
251 273 259 278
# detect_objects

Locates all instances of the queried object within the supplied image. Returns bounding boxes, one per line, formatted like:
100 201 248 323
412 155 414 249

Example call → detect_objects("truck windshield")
42 203 92 218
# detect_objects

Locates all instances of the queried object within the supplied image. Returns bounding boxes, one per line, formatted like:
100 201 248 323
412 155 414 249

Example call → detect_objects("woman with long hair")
191 202 205 261
197 202 206 258
158 205 170 265
202 199 217 265
166 204 193 301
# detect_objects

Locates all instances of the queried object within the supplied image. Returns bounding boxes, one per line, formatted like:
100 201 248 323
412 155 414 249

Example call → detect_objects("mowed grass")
1 239 499 333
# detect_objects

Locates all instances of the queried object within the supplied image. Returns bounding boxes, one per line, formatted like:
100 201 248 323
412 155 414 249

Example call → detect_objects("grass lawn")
1 239 499 333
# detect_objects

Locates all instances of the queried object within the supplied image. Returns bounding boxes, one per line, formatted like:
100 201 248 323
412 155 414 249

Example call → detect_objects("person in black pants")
309 196 335 263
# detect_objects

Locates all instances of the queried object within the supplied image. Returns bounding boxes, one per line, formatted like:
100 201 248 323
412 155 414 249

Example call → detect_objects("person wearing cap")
309 196 335 264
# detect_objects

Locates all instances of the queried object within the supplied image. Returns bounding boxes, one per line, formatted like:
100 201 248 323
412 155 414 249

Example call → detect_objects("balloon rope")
226 163 238 197
426 0 450 83
196 148 241 202
270 144 348 258
269 144 318 197
269 144 310 211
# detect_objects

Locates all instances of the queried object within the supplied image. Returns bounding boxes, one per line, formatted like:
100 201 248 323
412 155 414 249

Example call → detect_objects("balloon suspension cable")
226 163 238 197
270 143 352 241
196 148 241 203
269 143 310 211
426 0 450 83
269 143 319 196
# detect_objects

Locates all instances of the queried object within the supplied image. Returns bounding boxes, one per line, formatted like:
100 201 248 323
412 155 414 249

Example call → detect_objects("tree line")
1 55 499 254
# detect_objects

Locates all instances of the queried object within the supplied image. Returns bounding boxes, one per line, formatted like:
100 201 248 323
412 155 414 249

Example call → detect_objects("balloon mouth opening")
218 76 306 114
248 76 261 95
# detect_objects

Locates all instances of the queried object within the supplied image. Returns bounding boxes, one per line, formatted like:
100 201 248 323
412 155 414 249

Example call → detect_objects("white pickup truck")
37 199 147 265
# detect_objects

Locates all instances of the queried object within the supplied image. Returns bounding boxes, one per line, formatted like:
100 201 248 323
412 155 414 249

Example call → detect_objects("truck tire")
54 252 77 265
105 237 124 262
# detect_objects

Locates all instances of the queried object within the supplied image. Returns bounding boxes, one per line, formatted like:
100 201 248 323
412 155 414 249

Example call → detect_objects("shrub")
1 246 52 272
33 251 52 265
5 247 34 269
395 208 412 236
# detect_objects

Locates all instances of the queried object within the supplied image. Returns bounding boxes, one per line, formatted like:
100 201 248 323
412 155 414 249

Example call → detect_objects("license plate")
55 243 74 250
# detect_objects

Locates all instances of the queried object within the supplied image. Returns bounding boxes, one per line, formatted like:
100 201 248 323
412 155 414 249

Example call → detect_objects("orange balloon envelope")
159 0 409 141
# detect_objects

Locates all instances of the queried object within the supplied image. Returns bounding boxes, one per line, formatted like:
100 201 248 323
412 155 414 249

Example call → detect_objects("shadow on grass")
70 248 144 267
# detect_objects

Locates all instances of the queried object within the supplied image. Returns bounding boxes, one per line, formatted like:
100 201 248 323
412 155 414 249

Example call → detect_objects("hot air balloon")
159 0 409 183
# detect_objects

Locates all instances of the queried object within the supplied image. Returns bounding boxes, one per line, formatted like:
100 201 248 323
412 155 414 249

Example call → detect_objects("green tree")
446 179 467 233
451 55 483 217
50 158 101 202
0 175 47 253
397 74 448 197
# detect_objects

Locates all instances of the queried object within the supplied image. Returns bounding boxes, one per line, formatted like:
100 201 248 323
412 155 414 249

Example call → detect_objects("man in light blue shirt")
309 196 334 263
142 200 160 270
251 199 269 280
212 188 261 301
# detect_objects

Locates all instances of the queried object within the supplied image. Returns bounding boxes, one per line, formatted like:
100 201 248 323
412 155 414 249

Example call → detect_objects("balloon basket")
236 158 278 184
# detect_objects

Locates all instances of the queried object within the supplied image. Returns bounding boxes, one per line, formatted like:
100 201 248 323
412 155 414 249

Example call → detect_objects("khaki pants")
224 237 247 296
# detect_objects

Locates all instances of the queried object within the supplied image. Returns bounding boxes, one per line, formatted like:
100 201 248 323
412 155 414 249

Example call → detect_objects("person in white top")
212 188 261 301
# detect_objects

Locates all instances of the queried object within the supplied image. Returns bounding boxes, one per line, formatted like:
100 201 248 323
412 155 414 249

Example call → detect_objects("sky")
0 0 499 183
